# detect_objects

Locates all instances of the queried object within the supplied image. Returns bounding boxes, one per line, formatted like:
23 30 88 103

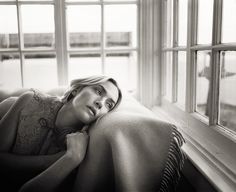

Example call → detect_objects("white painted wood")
139 0 162 107
159 0 236 190
55 0 68 85
152 104 236 192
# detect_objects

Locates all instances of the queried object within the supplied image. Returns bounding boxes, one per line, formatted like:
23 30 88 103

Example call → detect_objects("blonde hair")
61 75 122 112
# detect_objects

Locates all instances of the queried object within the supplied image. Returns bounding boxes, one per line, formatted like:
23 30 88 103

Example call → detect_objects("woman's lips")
87 106 96 116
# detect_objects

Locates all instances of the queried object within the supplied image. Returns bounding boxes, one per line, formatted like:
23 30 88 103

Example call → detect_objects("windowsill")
152 99 236 192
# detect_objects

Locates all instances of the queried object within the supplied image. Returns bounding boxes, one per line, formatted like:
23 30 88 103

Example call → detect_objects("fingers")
81 125 89 133
65 131 90 163
66 131 88 138
66 131 89 143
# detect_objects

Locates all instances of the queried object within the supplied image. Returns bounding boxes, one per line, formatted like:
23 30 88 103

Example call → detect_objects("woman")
0 75 122 192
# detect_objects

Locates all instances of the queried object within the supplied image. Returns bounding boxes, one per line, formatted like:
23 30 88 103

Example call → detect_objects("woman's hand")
19 133 89 192
65 131 89 165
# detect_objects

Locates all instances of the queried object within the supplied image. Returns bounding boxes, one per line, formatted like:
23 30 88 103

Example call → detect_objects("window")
0 0 139 94
161 0 236 191
163 0 188 108
162 0 236 135
66 1 138 93
219 51 236 132
0 0 57 89
196 50 211 118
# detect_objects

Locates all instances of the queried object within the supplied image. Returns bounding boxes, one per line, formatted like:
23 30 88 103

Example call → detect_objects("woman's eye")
95 88 102 95
106 102 113 110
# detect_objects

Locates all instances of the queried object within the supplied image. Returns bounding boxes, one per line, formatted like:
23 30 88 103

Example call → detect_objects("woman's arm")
0 151 65 173
19 132 89 192
0 91 34 152
0 97 17 120
0 151 65 191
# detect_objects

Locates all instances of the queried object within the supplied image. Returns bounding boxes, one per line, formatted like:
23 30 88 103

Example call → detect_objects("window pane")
177 51 186 107
104 0 136 2
66 0 99 2
67 5 101 49
196 51 211 118
165 51 173 101
222 0 236 43
166 0 173 47
104 5 137 48
0 53 21 88
178 0 188 46
24 54 57 89
0 5 19 49
197 0 213 44
19 0 52 1
105 52 137 94
68 53 102 81
219 51 236 132
21 5 55 48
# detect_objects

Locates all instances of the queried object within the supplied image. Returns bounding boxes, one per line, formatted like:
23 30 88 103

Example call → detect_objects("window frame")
159 0 236 191
62 0 139 87
0 0 140 90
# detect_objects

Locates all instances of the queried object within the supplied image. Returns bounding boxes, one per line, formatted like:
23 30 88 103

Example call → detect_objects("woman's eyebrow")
97 85 106 93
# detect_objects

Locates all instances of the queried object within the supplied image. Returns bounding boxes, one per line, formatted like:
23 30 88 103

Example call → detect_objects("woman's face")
72 81 119 124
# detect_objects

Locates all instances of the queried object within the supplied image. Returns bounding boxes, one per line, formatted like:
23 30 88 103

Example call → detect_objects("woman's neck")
55 102 84 130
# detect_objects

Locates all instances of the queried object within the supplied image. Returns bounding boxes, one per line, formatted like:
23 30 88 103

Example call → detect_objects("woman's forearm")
19 153 80 192
19 132 89 192
0 151 65 173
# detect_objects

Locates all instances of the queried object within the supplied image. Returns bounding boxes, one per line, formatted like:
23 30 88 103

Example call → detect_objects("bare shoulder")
0 97 18 119
14 90 35 107
0 96 18 106
0 91 34 119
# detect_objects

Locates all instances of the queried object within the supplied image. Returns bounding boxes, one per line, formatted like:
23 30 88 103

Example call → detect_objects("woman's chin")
79 112 94 125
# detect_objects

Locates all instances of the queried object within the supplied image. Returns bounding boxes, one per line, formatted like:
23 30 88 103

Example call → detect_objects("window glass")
0 53 21 88
219 51 236 132
196 51 211 118
166 0 173 47
222 0 236 43
21 5 55 48
0 5 19 49
105 51 137 94
68 53 102 81
19 0 52 1
104 0 136 2
177 51 186 107
24 54 57 89
197 0 213 44
178 0 188 46
66 0 99 2
165 51 173 101
67 5 101 49
104 5 137 48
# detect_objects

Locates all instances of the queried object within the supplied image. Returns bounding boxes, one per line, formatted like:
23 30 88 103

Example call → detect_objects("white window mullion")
161 0 167 97
101 2 105 74
55 0 68 86
209 0 222 125
172 0 178 102
152 0 162 105
186 0 196 112
16 1 24 87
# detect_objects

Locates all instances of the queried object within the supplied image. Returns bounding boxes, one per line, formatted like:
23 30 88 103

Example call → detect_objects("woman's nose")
94 100 102 109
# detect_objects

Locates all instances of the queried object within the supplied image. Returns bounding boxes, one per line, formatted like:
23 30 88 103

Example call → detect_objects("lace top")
12 89 76 155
